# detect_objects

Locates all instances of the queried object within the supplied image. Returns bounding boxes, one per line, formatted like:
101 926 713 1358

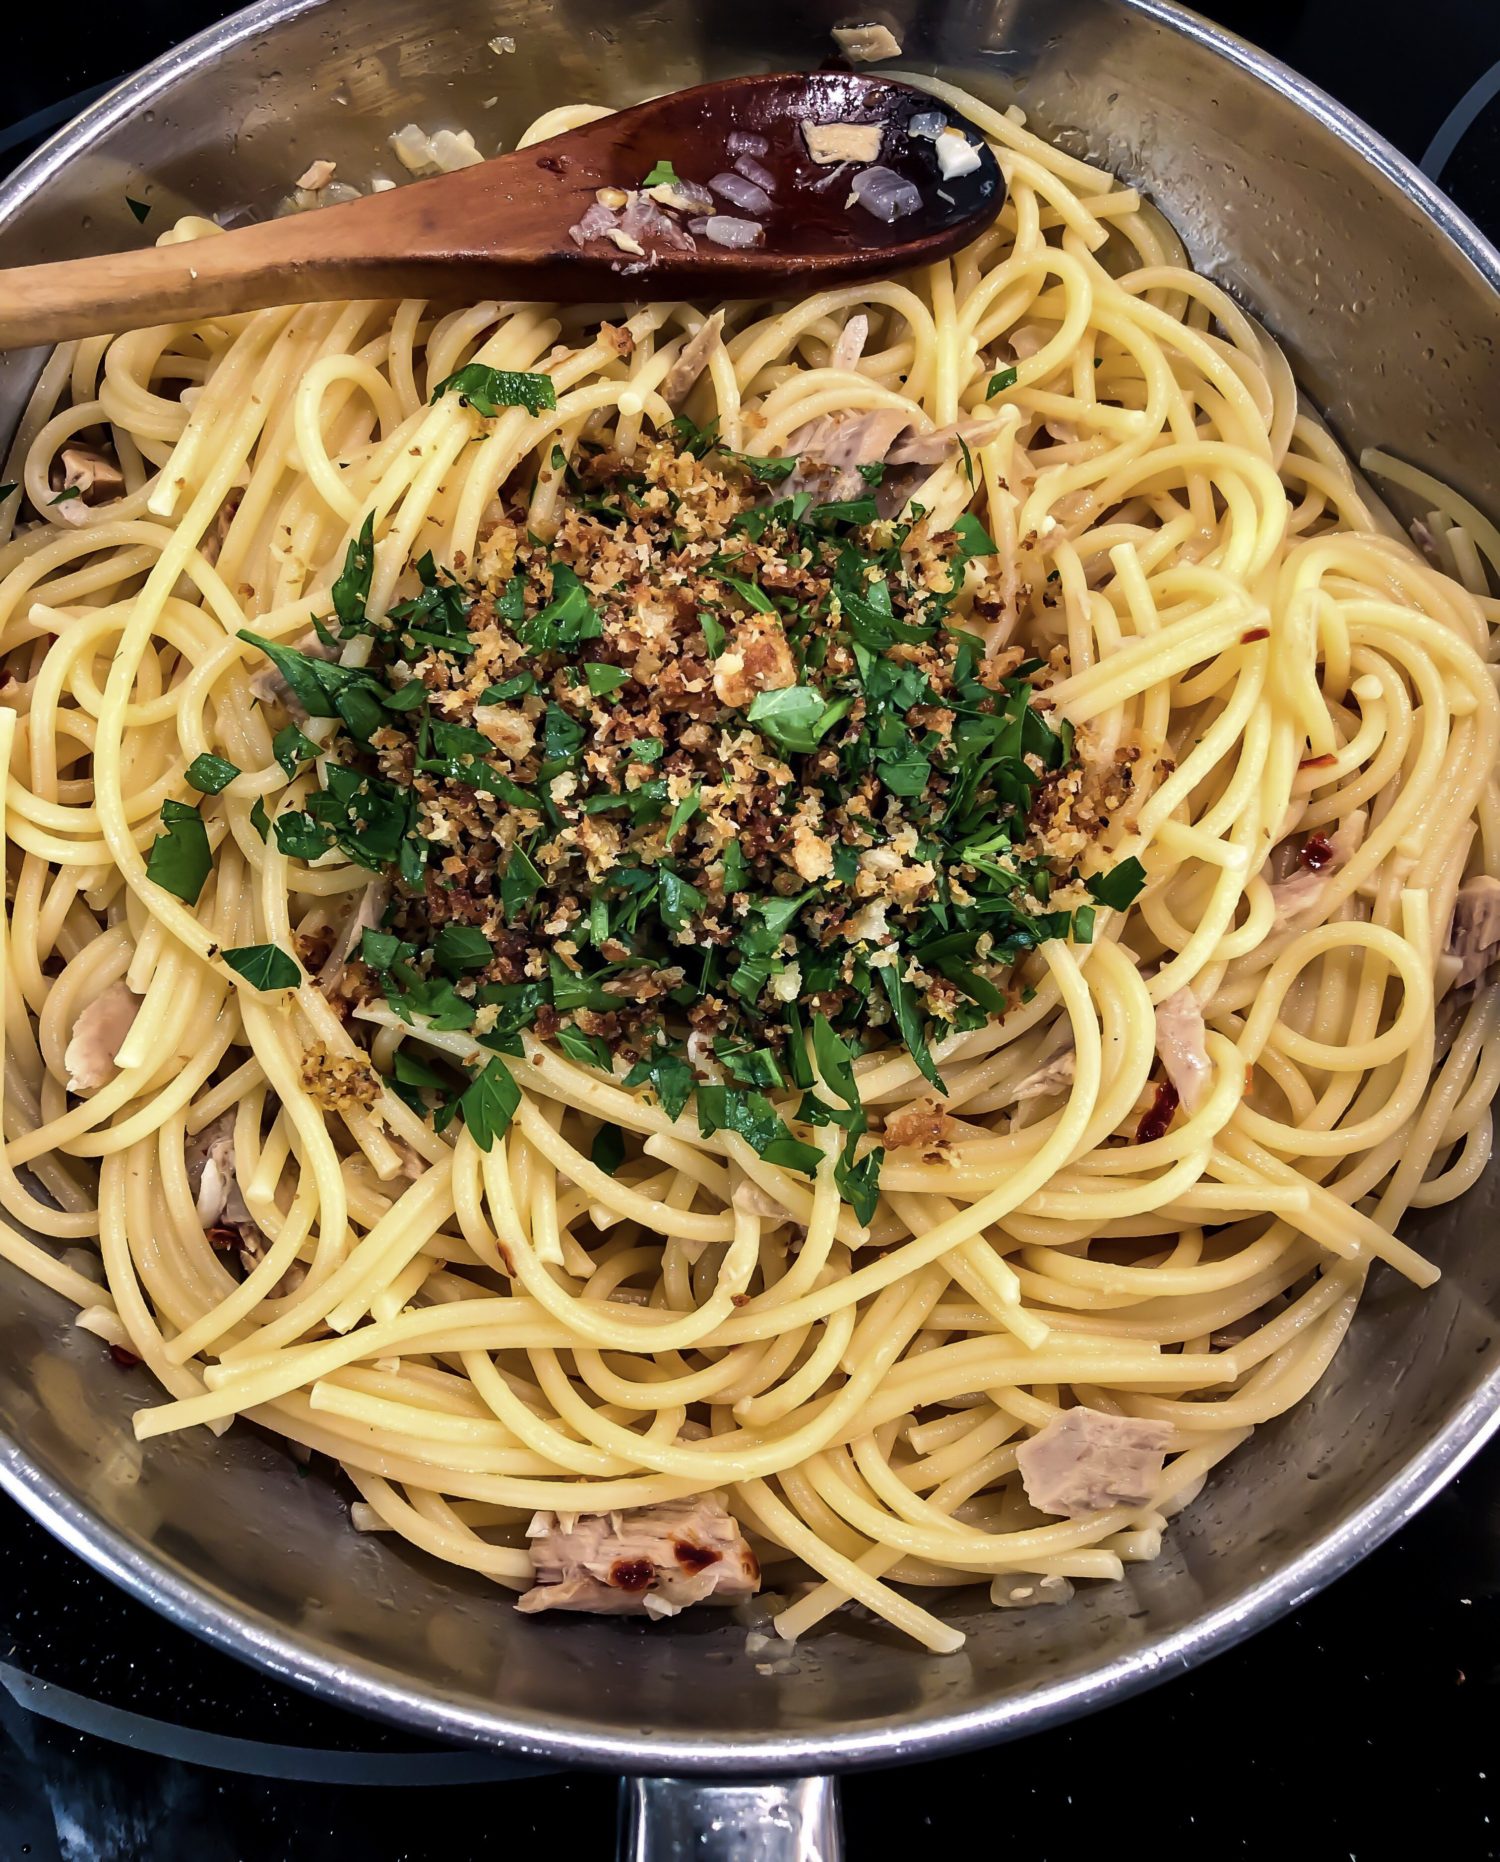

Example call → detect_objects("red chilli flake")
1241 626 1270 642
1299 752 1336 770
108 1342 142 1369
1299 833 1335 871
1135 1079 1179 1144
609 1557 655 1592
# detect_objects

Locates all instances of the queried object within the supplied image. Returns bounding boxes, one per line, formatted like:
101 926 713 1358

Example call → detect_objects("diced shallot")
710 171 773 216
850 165 922 222
704 215 764 248
733 153 777 194
647 178 714 215
935 127 982 180
832 22 904 62
727 130 769 158
908 111 948 139
568 201 621 248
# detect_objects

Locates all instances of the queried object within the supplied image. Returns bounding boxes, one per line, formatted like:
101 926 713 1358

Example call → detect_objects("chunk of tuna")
517 1494 760 1616
1017 1406 1173 1518
661 310 725 408
1448 876 1500 989
1154 988 1211 1114
64 980 142 1094
1267 809 1366 927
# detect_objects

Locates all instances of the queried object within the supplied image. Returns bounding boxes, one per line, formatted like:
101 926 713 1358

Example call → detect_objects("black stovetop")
5 5 1500 1857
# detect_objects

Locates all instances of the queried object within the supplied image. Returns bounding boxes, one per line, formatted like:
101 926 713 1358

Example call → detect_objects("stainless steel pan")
3 3 1499 1855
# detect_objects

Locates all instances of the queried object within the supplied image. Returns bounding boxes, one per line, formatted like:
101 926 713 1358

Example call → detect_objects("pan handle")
617 1775 844 1861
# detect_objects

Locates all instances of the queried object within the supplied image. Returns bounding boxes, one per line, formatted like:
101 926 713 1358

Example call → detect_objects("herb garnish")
185 754 239 794
222 943 301 991
238 436 1141 1204
146 800 211 904
429 365 558 417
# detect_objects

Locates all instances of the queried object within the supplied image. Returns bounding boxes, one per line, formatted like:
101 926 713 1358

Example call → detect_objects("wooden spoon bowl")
0 73 1005 350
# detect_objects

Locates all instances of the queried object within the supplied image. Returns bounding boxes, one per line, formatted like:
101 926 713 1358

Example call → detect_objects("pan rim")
1 0 1498 1772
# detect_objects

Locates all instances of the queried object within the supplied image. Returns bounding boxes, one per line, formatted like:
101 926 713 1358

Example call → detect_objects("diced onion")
935 128 982 180
850 165 922 222
733 153 777 194
704 215 765 248
648 179 715 215
388 123 485 176
710 171 773 216
908 111 948 140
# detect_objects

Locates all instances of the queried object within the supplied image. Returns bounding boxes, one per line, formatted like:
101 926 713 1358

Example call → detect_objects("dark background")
3 4 1499 1857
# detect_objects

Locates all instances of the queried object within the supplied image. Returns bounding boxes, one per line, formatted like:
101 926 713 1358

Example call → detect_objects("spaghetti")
2 76 1497 1652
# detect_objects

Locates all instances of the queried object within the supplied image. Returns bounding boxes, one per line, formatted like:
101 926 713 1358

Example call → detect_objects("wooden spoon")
0 73 1004 351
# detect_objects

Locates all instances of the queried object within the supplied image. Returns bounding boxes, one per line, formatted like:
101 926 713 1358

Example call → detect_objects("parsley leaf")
585 661 628 697
987 365 1018 397
719 448 796 484
623 1049 695 1121
835 1134 882 1224
146 800 211 903
433 923 491 974
185 754 239 794
516 563 603 651
695 1086 821 1176
715 1038 784 1089
331 511 376 632
659 867 708 931
387 552 473 653
479 672 536 705
643 158 679 186
430 365 557 417
500 841 546 916
747 685 847 754
700 611 726 658
456 1057 522 1149
238 630 377 721
272 723 319 779
222 943 300 991
810 1015 865 1130
591 1121 627 1172
126 196 152 223
1085 856 1147 910
877 965 947 1094
670 412 721 458
718 572 774 614
664 786 701 845
556 1025 613 1071
361 929 410 972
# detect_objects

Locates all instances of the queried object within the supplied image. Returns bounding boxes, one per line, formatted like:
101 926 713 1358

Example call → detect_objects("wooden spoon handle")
0 194 552 349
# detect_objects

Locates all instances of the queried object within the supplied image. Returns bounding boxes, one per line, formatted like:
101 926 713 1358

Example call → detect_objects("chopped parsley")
429 365 558 417
146 800 211 904
235 436 1141 1209
185 753 239 794
222 943 301 991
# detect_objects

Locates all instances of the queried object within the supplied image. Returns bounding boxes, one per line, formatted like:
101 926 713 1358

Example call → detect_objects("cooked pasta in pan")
2 75 1496 1650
